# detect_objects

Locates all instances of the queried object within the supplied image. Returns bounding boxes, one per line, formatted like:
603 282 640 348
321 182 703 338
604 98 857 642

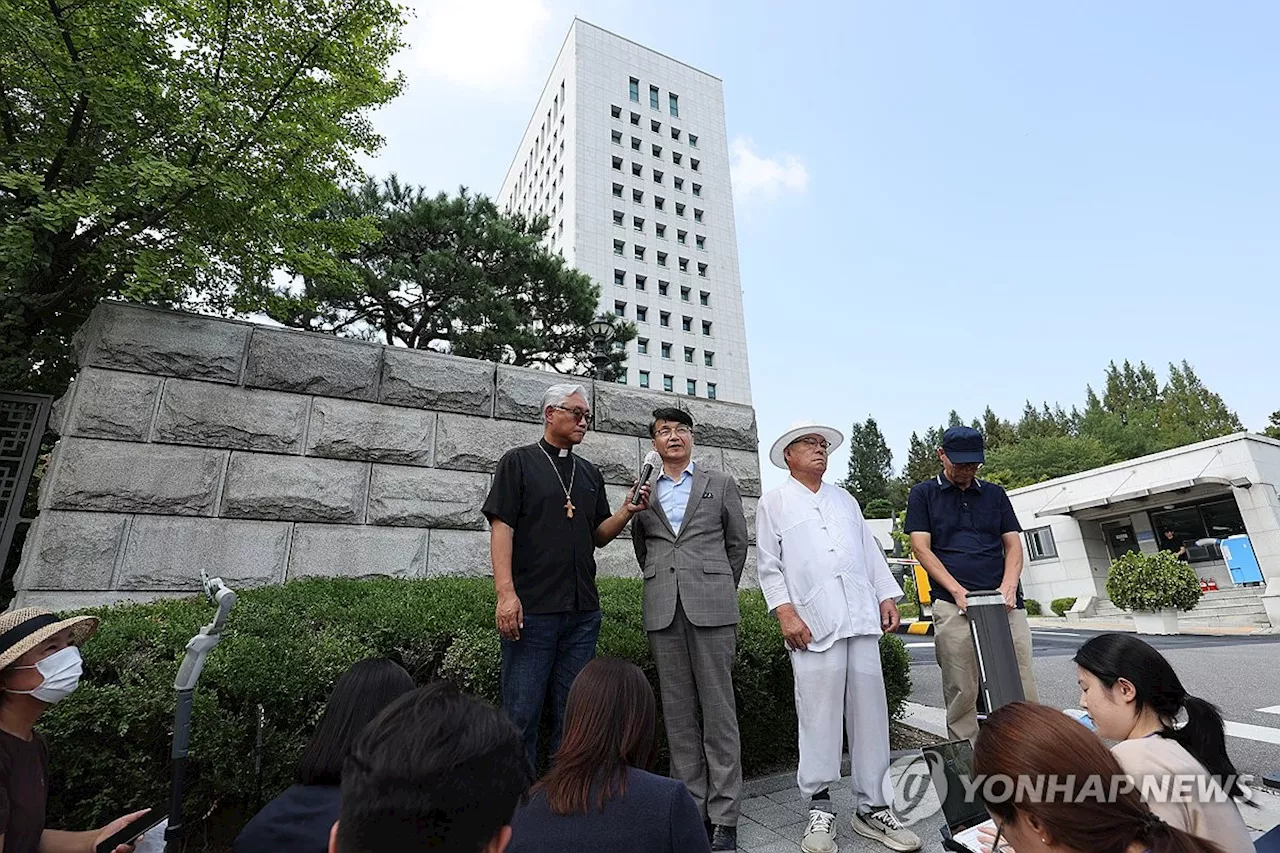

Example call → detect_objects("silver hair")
541 383 589 416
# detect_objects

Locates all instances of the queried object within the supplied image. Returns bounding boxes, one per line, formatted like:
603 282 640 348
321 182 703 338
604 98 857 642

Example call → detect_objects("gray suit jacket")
631 466 748 631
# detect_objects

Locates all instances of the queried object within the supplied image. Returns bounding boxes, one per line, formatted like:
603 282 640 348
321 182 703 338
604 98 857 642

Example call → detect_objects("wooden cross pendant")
565 499 575 519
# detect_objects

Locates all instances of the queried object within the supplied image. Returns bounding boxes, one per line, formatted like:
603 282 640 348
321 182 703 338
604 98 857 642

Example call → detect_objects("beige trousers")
932 599 1038 743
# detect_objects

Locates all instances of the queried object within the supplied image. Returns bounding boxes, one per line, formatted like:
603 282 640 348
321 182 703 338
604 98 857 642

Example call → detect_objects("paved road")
902 627 1280 781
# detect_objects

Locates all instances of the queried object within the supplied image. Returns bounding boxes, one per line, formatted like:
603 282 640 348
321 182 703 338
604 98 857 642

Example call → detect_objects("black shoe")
711 825 737 851
704 819 714 842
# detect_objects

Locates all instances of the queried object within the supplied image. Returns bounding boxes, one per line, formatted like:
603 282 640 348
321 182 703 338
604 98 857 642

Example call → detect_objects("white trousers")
790 635 893 811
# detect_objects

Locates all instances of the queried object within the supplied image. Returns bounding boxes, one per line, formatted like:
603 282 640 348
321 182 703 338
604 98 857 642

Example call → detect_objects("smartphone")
95 810 168 853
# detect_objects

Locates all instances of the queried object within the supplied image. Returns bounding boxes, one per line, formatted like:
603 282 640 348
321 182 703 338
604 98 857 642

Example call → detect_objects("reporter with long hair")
974 702 1222 853
507 657 710 853
1073 633 1252 852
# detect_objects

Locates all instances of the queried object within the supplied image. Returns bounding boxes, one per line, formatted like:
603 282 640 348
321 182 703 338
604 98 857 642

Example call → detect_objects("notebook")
921 739 998 853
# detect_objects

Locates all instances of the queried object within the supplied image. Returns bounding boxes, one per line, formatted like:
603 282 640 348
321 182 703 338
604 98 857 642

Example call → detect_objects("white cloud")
729 137 809 201
399 0 552 90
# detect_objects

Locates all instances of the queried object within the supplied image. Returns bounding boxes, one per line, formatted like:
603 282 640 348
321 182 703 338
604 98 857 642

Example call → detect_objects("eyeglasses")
552 406 592 424
655 426 693 439
789 436 830 450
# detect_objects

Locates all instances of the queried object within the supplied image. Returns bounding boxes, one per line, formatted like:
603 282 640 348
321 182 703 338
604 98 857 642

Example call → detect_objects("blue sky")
365 1 1279 492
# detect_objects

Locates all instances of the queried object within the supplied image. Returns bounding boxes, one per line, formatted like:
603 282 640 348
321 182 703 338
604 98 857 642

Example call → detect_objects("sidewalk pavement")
1025 616 1274 636
734 747 1280 852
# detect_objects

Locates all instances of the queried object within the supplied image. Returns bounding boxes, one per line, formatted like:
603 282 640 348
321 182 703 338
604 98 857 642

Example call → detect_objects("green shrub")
1050 597 1077 617
1024 599 1042 616
42 577 912 838
1105 550 1202 612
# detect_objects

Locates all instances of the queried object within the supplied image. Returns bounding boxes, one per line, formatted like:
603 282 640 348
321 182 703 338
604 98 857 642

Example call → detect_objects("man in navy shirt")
904 426 1038 743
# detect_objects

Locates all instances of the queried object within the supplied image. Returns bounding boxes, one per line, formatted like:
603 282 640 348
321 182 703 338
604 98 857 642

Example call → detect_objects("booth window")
1149 498 1246 563
1024 527 1057 561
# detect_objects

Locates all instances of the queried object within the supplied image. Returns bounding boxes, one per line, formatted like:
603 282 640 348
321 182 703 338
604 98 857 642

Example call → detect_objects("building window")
633 189 644 203
613 240 625 255
653 170 664 184
631 136 641 151
678 257 689 273
673 152 682 165
612 129 622 144
636 306 648 322
691 158 700 172
651 120 661 133
612 156 623 171
702 320 712 336
669 93 679 117
699 290 710 306
655 223 666 239
612 104 622 119
686 379 696 396
616 369 627 384
629 78 639 102
652 144 662 158
658 280 669 296
684 346 694 363
696 235 706 250
612 183 623 198
632 162 642 177
664 375 674 392
689 133 698 147
676 203 686 217
692 183 702 197
704 351 714 367
682 316 692 332
674 177 684 191
661 342 672 358
677 230 687 245
680 286 690 302
634 245 645 261
637 338 648 354
657 251 667 267
1024 527 1057 561
707 382 716 399
614 300 626 317
613 210 624 226
694 209 704 223
635 274 647 290
631 112 640 126
633 216 644 231
649 85 660 109
1149 499 1247 563
639 370 650 388
614 269 625 286
660 311 670 327
697 262 708 277
671 128 681 142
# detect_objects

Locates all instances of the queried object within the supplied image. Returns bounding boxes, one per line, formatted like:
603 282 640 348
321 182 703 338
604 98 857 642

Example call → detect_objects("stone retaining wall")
15 302 763 610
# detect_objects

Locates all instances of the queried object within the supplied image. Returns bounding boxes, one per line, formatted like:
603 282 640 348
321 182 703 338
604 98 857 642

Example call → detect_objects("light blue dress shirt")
656 462 696 534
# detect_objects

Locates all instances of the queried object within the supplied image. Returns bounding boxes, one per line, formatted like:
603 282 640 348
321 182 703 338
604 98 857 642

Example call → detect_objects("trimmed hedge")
1051 597 1077 617
1024 599 1042 616
1105 550 1203 612
42 577 912 838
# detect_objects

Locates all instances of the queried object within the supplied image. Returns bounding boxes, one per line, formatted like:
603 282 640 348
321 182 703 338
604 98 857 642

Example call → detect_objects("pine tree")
841 418 894 508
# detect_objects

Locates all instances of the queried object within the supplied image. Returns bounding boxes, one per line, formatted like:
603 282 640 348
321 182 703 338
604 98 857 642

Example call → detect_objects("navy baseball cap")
941 426 985 464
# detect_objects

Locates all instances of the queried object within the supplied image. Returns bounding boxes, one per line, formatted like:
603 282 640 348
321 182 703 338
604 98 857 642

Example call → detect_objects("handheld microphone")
632 450 661 505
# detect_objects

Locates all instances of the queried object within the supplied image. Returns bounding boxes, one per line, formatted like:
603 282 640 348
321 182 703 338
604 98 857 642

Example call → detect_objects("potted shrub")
1105 549 1203 635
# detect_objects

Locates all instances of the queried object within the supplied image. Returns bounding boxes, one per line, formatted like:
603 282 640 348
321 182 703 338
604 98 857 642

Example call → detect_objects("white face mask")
10 645 83 704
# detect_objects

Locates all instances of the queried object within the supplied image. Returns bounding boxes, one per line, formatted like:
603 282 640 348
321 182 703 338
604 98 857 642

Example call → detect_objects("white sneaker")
801 807 838 853
850 808 921 852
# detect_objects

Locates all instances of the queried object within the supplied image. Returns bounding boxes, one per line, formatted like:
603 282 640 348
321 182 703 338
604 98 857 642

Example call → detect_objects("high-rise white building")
498 19 752 404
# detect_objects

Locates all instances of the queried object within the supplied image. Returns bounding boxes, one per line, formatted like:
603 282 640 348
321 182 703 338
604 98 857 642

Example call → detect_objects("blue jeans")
500 609 603 771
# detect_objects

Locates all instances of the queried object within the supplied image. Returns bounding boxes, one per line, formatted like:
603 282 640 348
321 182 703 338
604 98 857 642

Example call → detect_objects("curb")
742 749 924 799
894 620 934 636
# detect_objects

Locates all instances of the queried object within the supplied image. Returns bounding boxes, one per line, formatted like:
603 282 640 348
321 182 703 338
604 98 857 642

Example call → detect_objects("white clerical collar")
540 438 571 457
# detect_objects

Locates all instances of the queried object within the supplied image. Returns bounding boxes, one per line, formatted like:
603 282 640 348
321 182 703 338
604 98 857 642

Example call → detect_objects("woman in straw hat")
0 607 152 853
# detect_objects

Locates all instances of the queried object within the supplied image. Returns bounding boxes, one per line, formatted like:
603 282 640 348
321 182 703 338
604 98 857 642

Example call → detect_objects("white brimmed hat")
769 420 844 470
0 608 98 672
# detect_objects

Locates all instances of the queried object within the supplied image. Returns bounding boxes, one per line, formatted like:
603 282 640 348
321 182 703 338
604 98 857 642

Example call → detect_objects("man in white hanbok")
755 421 921 853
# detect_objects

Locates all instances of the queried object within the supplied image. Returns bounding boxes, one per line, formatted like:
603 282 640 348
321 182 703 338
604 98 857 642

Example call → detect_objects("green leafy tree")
1264 411 1280 440
980 406 1017 452
841 417 894 508
265 179 636 376
982 435 1115 489
1 0 406 394
1155 361 1243 447
863 499 895 519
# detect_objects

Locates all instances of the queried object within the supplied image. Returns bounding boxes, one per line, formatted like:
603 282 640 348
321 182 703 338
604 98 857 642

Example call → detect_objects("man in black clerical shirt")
482 383 650 769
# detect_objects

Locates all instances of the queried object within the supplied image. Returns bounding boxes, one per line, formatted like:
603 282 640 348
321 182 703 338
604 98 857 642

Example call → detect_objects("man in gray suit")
631 407 748 852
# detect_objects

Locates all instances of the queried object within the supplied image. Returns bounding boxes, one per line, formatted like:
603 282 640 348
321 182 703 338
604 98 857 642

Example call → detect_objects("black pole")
164 689 195 852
